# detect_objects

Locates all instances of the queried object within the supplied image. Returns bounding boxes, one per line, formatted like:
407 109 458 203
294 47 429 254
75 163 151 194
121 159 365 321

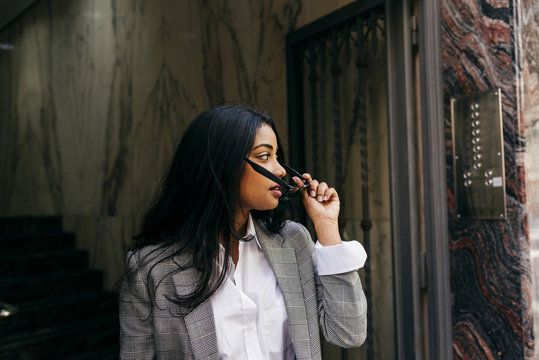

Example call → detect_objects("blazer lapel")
172 262 219 360
254 220 312 359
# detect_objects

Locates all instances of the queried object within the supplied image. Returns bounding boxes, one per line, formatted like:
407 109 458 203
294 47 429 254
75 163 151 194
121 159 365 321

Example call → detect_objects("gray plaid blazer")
120 220 367 359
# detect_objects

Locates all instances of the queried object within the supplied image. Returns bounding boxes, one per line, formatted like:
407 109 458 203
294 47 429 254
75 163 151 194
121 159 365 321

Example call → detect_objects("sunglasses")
244 158 310 200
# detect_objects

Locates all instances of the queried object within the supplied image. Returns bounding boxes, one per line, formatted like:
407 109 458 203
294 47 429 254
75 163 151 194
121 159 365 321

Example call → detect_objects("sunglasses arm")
244 158 292 189
280 163 309 185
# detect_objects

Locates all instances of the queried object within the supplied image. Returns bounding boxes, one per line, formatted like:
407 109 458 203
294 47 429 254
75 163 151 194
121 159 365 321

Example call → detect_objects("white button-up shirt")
211 215 367 359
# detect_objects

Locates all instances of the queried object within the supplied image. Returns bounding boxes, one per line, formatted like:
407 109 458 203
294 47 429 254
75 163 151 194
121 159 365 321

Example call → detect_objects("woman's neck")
234 210 249 238
229 210 249 266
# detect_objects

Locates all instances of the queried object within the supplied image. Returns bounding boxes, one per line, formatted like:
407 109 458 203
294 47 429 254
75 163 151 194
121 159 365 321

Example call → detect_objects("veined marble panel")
0 0 357 291
1 0 357 217
518 0 539 357
63 215 137 289
442 0 533 358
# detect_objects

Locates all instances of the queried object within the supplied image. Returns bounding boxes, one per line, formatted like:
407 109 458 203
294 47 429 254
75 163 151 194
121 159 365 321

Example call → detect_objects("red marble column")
441 0 533 358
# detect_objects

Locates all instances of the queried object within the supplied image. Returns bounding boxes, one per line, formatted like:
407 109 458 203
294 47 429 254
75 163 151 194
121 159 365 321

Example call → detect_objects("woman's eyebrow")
252 143 274 150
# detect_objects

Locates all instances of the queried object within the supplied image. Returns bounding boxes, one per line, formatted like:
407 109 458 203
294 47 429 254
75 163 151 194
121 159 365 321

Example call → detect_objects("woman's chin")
255 201 280 211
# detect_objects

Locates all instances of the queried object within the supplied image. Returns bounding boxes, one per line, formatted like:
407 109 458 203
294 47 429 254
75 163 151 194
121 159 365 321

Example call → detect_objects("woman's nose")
274 162 287 179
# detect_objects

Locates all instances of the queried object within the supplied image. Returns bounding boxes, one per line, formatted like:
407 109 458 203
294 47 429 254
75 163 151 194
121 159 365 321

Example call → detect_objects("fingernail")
317 196 323 202
324 196 328 201
310 191 316 197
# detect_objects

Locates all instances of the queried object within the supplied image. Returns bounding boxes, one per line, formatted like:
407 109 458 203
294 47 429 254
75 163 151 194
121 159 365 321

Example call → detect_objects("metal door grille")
286 3 386 359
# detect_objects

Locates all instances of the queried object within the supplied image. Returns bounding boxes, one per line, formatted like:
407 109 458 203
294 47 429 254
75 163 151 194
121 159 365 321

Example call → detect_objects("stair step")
0 249 89 278
0 315 119 360
0 216 120 357
0 291 118 337
0 269 103 303
0 232 75 254
0 216 62 235
59 345 119 360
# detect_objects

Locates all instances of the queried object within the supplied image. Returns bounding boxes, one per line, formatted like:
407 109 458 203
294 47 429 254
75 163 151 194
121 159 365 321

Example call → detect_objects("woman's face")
238 124 286 214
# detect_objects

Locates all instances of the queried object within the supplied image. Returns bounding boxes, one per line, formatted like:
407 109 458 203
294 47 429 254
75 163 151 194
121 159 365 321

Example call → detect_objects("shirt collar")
242 213 262 249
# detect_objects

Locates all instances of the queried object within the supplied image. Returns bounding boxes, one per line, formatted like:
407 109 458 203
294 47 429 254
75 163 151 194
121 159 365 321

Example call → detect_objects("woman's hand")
293 174 342 246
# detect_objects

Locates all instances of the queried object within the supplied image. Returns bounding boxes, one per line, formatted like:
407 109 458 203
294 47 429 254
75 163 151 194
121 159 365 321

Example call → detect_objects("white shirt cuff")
314 240 367 275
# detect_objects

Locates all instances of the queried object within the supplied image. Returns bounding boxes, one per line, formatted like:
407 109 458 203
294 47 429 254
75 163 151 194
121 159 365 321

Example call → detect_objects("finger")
308 179 319 198
325 187 339 202
299 173 312 190
316 182 329 202
292 176 304 187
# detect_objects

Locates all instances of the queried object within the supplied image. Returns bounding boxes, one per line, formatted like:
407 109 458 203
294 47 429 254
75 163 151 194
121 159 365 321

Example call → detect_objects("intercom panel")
451 89 506 220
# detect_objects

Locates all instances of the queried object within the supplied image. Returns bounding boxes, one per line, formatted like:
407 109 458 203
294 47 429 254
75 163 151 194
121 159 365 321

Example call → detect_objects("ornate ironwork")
289 5 385 360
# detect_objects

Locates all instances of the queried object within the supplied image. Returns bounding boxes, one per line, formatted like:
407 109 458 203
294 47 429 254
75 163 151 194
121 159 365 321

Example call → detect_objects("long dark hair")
122 104 289 314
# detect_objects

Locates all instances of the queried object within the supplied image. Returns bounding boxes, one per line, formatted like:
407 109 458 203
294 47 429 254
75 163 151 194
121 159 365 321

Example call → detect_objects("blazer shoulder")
280 220 315 252
126 243 188 275
281 220 311 239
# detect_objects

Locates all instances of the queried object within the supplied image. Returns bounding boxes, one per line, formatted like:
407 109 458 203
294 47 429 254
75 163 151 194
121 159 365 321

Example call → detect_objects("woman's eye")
257 153 270 160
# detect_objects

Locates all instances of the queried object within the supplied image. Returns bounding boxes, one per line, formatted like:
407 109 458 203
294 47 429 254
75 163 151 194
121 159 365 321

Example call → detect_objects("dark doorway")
286 2 392 359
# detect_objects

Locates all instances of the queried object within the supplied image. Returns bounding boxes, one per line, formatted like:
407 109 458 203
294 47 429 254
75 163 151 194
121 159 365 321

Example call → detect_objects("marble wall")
519 0 539 358
442 0 534 358
0 0 355 288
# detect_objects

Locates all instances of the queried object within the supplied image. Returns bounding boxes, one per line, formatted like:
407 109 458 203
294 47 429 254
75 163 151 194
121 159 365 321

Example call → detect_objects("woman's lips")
270 186 282 197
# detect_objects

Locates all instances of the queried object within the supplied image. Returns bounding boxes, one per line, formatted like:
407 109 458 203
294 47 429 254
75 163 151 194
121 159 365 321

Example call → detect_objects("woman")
119 105 367 359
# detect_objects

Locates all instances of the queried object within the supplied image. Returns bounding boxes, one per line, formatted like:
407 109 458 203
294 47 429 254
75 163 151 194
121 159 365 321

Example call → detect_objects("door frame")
381 0 453 358
385 0 423 356
415 0 452 358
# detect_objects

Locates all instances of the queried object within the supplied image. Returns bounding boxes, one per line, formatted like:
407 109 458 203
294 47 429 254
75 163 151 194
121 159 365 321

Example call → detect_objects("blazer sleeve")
119 252 156 359
300 225 368 348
